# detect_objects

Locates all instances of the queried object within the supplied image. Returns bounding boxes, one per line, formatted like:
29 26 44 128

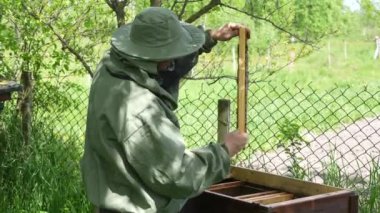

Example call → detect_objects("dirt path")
240 115 380 183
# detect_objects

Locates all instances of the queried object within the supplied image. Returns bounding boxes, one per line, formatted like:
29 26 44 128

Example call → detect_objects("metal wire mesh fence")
1 74 380 209
177 77 380 209
179 79 380 181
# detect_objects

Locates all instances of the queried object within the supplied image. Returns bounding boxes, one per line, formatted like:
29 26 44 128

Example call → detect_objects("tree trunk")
20 71 33 144
150 0 161 7
105 0 128 28
115 1 127 27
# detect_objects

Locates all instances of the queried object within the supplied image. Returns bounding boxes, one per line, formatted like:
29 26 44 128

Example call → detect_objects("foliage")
364 159 380 212
276 119 309 180
323 148 344 187
360 0 380 29
293 0 343 41
0 0 114 80
0 106 90 212
0 1 46 78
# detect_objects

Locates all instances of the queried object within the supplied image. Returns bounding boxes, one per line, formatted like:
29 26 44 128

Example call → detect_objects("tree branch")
265 1 293 20
185 0 221 23
23 4 94 77
170 0 178 11
184 75 236 81
105 0 128 28
46 25 94 77
220 3 317 46
178 0 189 20
105 0 113 8
183 75 264 85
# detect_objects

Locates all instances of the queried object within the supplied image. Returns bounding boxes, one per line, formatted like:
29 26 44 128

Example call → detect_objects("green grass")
275 39 380 88
362 159 380 212
322 148 345 188
0 104 90 212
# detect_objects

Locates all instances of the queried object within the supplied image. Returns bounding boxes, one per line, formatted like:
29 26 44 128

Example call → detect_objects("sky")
343 0 361 11
343 0 380 11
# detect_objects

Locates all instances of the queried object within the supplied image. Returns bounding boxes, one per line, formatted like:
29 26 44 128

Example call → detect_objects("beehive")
181 166 358 213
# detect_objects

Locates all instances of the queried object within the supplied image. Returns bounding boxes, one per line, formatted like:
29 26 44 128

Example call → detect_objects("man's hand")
209 23 250 41
223 131 248 157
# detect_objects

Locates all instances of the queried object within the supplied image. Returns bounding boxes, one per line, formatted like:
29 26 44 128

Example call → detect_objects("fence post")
217 99 230 143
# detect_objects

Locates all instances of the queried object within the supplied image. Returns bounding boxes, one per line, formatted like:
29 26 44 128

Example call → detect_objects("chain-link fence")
177 78 380 211
1 74 379 210
1 40 380 211
178 79 380 197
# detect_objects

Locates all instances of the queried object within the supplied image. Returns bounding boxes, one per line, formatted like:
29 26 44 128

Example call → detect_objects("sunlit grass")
0 104 90 212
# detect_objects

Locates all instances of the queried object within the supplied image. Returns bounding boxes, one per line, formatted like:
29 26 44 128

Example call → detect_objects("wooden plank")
349 194 359 213
247 192 287 202
259 194 294 205
208 181 242 191
248 193 294 205
217 99 230 143
237 27 248 133
231 166 342 196
267 190 354 213
236 190 278 199
180 190 268 213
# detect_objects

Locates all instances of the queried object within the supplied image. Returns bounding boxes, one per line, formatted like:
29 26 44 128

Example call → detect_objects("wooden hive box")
0 80 22 112
0 80 22 101
181 166 358 213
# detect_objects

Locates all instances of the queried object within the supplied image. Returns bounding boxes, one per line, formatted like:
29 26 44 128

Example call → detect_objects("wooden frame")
237 28 248 133
181 166 358 213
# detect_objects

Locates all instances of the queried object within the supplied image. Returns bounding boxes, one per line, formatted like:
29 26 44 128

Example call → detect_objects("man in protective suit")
81 7 249 213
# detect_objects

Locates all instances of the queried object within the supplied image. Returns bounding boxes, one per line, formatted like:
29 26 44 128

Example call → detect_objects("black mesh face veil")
157 52 198 99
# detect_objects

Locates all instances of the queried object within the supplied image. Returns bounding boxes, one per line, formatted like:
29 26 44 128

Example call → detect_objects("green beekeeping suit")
80 7 230 213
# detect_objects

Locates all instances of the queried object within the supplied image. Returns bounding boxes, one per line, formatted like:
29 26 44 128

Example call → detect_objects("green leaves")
277 118 304 143
277 118 309 180
293 0 343 40
0 0 117 81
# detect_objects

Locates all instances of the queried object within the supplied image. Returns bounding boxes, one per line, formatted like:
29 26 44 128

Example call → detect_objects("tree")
0 0 114 143
293 0 343 41
0 1 47 144
360 0 380 37
106 0 129 27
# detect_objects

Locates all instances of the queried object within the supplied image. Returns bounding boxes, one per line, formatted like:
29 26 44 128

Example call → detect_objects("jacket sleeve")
198 26 218 54
122 105 230 199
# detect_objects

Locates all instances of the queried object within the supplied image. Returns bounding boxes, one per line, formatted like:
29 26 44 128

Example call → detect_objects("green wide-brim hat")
111 7 205 61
